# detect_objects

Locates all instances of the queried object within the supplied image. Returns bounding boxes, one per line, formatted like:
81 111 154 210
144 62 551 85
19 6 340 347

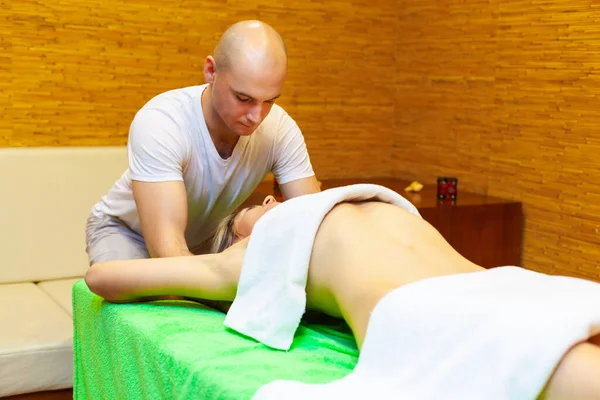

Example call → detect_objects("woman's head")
211 195 280 253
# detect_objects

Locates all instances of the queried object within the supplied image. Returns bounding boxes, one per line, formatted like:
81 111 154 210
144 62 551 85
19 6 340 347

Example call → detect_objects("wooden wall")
3 0 397 178
5 1 600 281
394 0 600 281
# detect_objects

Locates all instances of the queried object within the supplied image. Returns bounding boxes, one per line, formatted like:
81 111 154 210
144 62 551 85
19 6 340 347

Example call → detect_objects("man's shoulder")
138 85 206 114
266 103 291 120
258 104 297 133
131 85 207 131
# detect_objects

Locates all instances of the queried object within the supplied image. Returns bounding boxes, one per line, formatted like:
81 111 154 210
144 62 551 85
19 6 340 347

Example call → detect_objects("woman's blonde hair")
210 209 243 253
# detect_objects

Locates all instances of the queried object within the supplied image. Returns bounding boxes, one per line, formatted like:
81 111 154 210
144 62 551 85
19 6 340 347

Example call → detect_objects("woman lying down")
86 184 600 400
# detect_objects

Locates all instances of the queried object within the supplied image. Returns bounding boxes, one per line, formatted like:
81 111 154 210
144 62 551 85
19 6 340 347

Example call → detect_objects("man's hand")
279 176 321 200
132 180 193 258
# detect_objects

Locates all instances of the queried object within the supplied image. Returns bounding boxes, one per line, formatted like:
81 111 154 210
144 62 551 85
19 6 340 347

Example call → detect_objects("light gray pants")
85 214 150 266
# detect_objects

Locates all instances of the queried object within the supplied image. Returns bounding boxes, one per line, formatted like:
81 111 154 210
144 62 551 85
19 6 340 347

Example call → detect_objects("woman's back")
306 201 484 347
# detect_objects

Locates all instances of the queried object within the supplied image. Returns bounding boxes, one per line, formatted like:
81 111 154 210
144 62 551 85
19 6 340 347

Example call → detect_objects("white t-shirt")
91 84 315 253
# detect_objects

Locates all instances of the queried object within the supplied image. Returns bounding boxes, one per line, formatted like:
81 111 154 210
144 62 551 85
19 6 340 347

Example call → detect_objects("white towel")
253 267 600 400
223 184 422 351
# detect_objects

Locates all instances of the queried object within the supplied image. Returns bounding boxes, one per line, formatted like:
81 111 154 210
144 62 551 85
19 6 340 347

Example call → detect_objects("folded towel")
223 184 421 351
253 267 600 399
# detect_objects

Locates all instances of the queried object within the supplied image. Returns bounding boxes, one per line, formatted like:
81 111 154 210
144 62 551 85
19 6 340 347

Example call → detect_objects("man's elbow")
280 177 322 199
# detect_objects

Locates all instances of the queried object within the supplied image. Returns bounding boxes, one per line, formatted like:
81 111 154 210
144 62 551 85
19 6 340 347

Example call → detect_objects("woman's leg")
538 338 600 400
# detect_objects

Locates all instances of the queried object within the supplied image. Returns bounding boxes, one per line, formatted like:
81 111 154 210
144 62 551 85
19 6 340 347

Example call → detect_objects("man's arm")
132 180 193 258
279 176 321 200
85 238 249 303
271 108 320 200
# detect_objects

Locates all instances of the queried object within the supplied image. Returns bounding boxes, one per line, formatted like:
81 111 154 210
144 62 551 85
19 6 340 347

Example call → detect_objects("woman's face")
233 195 280 240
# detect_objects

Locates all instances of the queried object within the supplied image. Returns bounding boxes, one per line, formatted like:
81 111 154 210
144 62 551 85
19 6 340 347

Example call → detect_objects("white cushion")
38 278 82 316
0 283 74 396
0 146 129 283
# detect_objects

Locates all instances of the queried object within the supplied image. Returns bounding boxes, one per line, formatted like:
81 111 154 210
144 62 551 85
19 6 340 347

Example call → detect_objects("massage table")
74 184 600 399
72 280 358 399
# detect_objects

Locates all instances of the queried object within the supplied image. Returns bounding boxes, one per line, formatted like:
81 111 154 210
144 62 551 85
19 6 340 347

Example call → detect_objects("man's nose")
246 104 262 123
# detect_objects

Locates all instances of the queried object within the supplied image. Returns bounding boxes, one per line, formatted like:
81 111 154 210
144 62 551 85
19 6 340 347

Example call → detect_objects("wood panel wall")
5 1 600 281
394 0 600 281
3 0 397 178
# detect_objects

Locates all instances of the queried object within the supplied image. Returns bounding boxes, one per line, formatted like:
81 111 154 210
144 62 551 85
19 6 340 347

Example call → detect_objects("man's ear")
203 56 217 84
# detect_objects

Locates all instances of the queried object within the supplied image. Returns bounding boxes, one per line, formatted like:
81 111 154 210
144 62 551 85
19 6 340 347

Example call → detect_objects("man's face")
211 62 286 137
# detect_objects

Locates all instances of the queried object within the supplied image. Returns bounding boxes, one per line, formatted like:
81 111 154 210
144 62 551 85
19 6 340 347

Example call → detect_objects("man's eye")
237 96 250 103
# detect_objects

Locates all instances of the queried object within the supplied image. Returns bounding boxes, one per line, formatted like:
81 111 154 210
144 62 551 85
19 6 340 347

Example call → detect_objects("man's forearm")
152 246 194 258
148 236 194 258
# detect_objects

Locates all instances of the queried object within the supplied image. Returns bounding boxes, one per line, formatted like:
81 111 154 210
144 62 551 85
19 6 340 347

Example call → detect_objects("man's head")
204 20 288 138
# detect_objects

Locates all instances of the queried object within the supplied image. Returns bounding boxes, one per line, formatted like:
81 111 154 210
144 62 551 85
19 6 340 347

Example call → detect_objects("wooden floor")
4 389 72 400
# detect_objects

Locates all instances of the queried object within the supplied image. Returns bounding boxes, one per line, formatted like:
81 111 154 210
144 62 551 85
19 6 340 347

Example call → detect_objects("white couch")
0 146 129 397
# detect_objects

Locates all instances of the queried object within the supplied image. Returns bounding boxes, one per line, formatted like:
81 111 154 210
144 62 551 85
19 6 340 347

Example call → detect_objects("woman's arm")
85 238 249 303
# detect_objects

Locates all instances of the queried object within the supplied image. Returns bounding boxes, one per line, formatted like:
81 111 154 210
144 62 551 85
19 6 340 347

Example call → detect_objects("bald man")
86 21 320 264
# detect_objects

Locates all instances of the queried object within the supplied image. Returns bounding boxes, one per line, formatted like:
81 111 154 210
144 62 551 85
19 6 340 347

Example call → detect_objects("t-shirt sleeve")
271 112 315 185
127 109 189 182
